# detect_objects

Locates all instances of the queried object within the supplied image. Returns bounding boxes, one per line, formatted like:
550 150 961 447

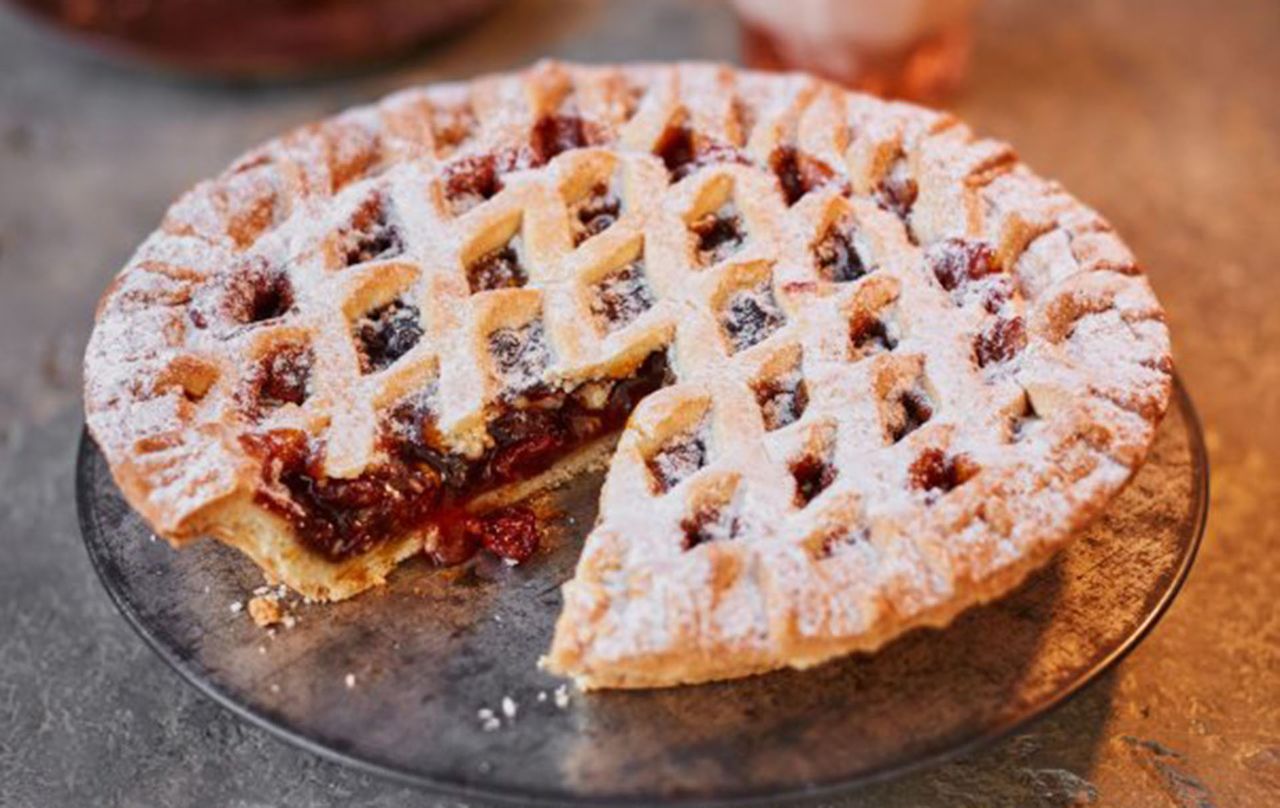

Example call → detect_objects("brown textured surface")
0 0 1276 806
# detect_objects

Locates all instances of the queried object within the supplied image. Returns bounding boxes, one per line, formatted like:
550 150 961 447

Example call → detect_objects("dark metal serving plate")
77 381 1207 806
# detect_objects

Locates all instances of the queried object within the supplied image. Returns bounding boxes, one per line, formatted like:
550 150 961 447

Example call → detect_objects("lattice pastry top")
84 61 1172 689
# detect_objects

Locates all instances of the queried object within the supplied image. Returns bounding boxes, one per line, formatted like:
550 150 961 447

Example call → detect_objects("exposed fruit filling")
909 448 979 494
813 216 869 283
655 125 751 182
770 146 844 206
690 203 746 266
570 183 622 245
645 427 709 494
224 258 294 324
467 237 528 292
876 152 918 222
753 371 808 431
680 502 740 550
721 283 786 353
530 114 592 163
355 300 423 373
589 259 655 332
790 454 836 507
340 195 404 267
249 343 313 414
244 351 674 565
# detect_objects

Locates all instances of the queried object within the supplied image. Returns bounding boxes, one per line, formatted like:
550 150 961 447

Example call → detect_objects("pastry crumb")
344 673 356 689
248 595 283 627
478 707 500 731
554 684 570 709
501 696 517 719
228 600 243 614
241 589 296 630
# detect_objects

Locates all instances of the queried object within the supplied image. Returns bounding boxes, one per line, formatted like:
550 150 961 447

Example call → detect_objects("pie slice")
84 61 1173 689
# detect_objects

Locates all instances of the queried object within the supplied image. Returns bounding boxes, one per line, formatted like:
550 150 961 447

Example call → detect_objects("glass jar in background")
7 0 501 78
733 0 979 101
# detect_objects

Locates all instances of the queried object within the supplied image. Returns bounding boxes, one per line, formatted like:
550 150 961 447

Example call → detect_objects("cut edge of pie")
84 60 1173 688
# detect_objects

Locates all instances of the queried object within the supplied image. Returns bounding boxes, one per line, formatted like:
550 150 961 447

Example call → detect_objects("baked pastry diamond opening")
814 215 871 283
752 360 809 432
812 523 871 560
909 448 979 495
976 316 1028 368
223 258 294 325
246 342 314 417
569 181 623 246
488 319 551 396
928 238 1000 294
770 145 842 206
531 114 591 164
589 255 655 334
721 281 786 354
680 499 742 550
849 309 898 359
468 236 528 293
443 153 507 216
337 192 405 268
690 201 747 267
876 149 917 223
790 452 836 508
646 421 710 495
355 299 423 374
655 121 750 183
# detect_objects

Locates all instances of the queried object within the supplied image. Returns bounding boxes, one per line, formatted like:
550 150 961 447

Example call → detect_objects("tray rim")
76 378 1209 808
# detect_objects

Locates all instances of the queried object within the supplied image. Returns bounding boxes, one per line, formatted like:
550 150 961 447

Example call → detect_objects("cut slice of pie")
84 61 1173 689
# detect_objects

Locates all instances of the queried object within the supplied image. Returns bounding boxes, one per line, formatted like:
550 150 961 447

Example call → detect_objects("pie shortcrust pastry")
84 61 1173 689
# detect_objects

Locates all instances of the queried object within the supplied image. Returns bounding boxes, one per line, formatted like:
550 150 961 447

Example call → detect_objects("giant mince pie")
84 62 1173 689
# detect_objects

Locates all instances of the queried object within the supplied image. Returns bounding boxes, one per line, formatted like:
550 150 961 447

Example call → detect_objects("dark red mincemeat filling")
243 351 673 565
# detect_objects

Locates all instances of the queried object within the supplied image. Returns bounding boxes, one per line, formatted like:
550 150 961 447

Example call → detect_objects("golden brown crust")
83 61 1172 685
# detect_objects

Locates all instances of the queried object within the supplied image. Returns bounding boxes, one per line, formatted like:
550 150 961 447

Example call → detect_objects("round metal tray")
77 381 1207 806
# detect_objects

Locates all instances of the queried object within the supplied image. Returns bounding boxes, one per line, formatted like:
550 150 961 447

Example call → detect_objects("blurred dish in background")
7 0 501 78
733 0 978 101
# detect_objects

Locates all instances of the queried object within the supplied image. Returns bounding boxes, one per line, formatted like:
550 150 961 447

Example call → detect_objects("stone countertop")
0 1 1276 806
